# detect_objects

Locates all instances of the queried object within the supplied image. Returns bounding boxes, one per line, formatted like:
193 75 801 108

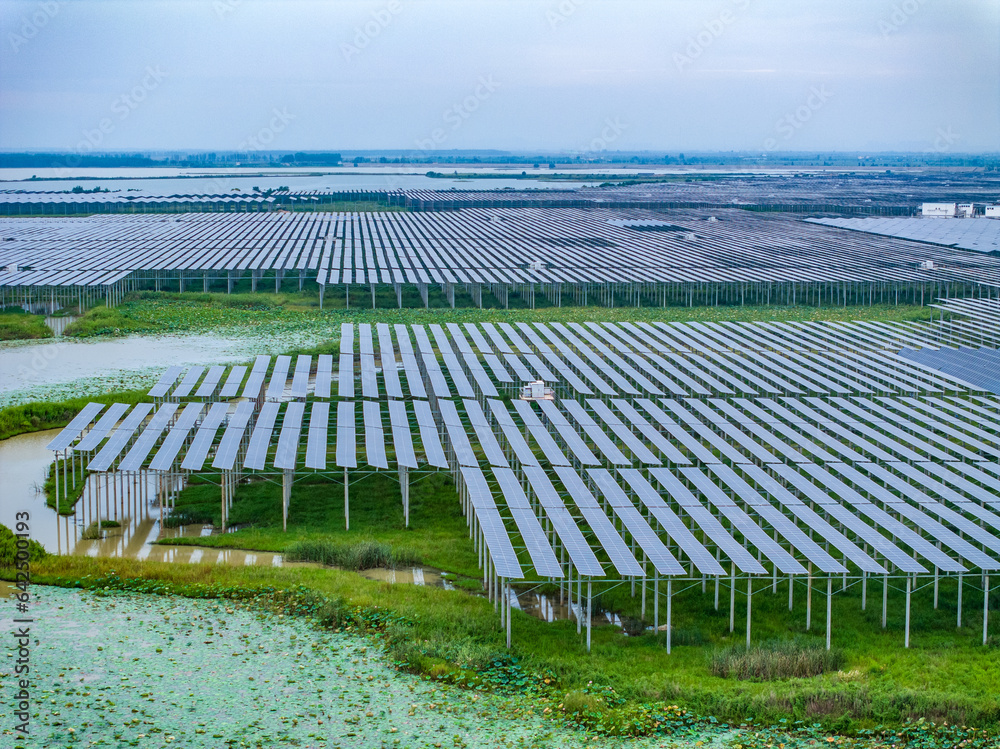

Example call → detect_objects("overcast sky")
1 0 997 153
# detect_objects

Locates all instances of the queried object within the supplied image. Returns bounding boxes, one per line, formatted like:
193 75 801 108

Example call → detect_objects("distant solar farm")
3 208 1000 309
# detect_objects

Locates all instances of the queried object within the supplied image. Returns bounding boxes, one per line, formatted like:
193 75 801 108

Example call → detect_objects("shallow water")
0 429 300 568
2 586 680 748
0 430 640 629
0 333 270 394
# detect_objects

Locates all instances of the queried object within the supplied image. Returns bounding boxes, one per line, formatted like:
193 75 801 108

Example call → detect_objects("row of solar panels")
146 321 978 406
455 458 1000 580
45 400 1000 580
900 347 1000 395
7 207 1000 288
51 393 1000 475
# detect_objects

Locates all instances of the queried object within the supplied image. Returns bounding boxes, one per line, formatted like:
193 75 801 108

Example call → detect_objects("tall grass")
0 523 48 568
284 538 420 570
0 307 53 341
710 639 844 680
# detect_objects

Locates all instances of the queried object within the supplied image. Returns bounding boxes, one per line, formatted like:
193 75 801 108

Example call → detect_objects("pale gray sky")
1 0 997 153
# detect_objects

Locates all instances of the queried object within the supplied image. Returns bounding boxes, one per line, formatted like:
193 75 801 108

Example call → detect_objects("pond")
1 585 685 748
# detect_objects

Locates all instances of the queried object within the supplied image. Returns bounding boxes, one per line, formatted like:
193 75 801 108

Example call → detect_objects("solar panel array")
49 307 1000 587
4 207 1000 293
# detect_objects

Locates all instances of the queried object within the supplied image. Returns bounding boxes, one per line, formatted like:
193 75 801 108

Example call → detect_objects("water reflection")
0 429 297 567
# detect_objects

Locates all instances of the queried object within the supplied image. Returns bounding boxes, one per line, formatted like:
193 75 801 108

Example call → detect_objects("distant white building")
958 203 975 218
985 205 1000 219
921 202 957 218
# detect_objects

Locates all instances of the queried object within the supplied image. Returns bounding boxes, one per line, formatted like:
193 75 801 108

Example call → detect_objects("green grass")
43 456 91 515
0 307 53 340
284 538 421 570
710 638 845 680
156 471 482 578
0 389 149 441
62 287 940 340
0 522 48 569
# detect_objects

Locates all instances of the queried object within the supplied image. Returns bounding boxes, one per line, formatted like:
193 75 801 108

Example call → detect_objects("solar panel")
798 463 963 571
586 399 660 464
587 469 685 575
707 464 846 573
336 401 357 468
149 403 204 471
338 353 355 398
510 400 571 467
340 322 354 354
172 366 205 398
521 465 604 576
438 399 478 466
242 402 280 470
363 401 388 469
290 356 312 398
181 402 230 471
314 355 333 399
194 365 226 398
459 464 523 578
376 324 404 398
219 365 249 399
361 353 379 398
47 402 105 451
828 462 997 569
274 401 305 469
388 401 417 468
648 467 767 574
610 399 690 464
534 399 601 465
212 401 256 470
75 403 132 452
305 401 330 470
491 466 564 577
88 403 155 472
617 469 725 575
414 400 448 468
148 366 183 398
552 466 644 576
768 463 927 573
118 403 180 472
737 463 886 574
487 399 541 467
241 355 271 399
560 398 632 465
465 400 509 467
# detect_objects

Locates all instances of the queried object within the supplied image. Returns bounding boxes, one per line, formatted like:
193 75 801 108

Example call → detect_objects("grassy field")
158 470 482 577
0 307 53 340
60 289 941 339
